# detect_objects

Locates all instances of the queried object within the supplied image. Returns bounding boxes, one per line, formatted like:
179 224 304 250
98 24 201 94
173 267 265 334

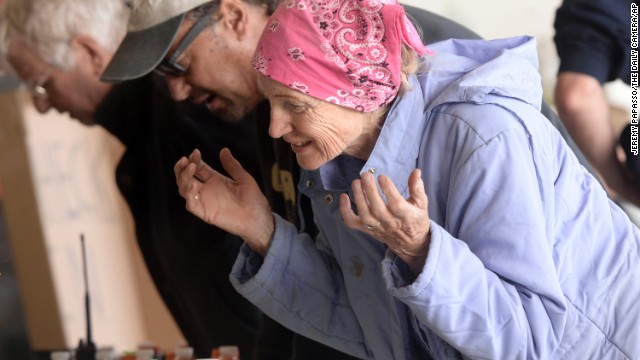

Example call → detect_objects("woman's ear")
70 34 111 75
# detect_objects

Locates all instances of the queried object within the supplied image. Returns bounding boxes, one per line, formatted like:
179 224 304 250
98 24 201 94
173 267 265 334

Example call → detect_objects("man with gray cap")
104 0 600 358
103 0 270 123
102 1 361 359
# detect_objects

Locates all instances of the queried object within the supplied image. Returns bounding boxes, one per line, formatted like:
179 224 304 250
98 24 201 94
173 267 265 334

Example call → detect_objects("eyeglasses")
26 67 52 98
155 14 211 77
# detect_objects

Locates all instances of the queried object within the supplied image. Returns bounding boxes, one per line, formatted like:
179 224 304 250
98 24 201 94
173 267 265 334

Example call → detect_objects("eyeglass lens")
155 14 211 76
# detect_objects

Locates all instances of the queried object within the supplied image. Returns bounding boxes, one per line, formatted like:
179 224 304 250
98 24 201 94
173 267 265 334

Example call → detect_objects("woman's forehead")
258 74 300 98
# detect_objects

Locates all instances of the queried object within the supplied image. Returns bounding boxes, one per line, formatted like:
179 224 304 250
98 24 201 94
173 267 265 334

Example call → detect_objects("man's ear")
218 0 250 39
70 34 111 75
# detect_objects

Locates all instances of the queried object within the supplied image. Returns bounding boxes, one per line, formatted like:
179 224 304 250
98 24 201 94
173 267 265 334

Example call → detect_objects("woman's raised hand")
174 148 274 256
339 169 431 274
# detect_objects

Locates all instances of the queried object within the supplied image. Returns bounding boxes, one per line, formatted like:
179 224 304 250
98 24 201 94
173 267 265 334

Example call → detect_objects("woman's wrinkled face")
258 74 380 170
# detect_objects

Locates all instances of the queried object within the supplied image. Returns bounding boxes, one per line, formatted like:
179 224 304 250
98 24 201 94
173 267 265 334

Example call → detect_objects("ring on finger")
364 221 381 231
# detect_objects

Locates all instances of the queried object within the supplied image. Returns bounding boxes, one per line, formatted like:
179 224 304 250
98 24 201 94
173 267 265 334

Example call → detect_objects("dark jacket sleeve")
554 0 633 84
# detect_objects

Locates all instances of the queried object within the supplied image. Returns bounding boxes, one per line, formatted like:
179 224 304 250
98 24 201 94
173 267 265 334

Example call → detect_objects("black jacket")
554 0 634 84
95 75 263 358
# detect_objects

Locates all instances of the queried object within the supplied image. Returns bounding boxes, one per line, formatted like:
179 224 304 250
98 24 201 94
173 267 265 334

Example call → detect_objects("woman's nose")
268 109 293 139
164 75 192 101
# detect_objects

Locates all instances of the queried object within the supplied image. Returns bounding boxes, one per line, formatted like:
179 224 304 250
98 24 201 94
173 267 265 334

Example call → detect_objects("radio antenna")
80 233 93 346
75 233 96 360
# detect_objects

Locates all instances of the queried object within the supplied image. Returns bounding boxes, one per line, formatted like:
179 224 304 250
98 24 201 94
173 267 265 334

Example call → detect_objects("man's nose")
32 96 52 113
164 75 191 101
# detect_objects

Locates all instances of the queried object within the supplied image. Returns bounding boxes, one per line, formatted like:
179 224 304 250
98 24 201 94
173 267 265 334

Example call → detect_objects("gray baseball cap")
101 0 211 82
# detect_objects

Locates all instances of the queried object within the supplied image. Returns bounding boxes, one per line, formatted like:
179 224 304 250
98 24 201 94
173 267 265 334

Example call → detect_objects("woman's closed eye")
285 101 308 113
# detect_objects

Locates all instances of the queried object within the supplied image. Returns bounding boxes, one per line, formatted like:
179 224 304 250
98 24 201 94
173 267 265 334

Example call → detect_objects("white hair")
0 8 12 74
0 0 131 70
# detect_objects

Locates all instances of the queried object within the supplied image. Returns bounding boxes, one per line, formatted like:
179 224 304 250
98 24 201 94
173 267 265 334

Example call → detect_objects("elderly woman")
174 0 640 358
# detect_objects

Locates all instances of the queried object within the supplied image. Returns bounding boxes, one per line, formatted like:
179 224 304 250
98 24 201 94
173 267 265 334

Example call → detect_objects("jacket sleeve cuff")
229 213 297 295
382 221 445 297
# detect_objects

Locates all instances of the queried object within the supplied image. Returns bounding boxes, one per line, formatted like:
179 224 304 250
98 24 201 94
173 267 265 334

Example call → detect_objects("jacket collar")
315 75 427 198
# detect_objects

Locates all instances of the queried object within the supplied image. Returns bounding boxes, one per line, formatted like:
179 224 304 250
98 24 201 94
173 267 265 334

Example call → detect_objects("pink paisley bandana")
251 0 431 112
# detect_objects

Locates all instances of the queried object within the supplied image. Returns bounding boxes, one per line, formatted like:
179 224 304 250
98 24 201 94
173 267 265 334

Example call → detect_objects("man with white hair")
0 0 284 357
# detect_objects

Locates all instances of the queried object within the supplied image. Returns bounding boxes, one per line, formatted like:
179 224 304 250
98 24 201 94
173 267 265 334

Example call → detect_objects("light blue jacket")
231 36 640 359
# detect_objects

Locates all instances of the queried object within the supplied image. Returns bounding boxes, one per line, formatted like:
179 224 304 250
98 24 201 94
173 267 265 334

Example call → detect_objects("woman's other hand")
340 169 431 274
174 148 274 256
